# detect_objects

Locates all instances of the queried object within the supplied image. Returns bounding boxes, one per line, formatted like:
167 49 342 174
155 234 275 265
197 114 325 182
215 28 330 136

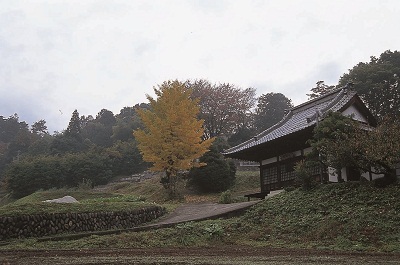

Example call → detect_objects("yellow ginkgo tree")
134 80 214 197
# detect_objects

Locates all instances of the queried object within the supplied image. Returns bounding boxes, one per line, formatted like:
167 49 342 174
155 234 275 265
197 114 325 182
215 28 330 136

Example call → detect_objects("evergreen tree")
66 110 82 137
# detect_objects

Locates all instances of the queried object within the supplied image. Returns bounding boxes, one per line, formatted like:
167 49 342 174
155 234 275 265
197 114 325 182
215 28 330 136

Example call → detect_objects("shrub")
204 223 224 239
188 145 236 193
294 159 317 191
219 190 232 204
5 149 114 198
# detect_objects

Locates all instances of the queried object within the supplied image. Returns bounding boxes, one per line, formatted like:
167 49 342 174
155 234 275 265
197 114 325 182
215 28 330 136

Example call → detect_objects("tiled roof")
223 87 358 156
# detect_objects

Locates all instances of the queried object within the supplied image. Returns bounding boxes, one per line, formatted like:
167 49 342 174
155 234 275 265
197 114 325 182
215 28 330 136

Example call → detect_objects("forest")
1 50 399 198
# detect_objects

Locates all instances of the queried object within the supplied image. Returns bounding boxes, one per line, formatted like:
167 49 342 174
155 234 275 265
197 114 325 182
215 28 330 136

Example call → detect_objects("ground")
2 246 400 264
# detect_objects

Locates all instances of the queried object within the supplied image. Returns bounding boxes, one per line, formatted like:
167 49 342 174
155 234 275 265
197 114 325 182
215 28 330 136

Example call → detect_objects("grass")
5 181 400 253
0 189 157 216
1 171 400 254
238 181 400 252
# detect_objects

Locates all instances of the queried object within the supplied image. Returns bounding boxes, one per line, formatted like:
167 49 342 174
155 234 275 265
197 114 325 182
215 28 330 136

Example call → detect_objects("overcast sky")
1 0 399 133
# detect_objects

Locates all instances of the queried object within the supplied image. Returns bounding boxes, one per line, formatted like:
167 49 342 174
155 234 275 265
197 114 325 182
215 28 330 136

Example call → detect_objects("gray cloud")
1 0 400 132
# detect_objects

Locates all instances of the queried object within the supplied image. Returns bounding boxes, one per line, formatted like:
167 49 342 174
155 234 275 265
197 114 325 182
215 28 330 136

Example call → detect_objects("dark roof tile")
223 87 358 156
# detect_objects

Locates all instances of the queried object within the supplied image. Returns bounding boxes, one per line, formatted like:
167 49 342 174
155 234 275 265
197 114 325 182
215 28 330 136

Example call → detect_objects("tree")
339 50 400 119
112 104 149 142
308 112 400 185
66 110 82 137
188 137 236 193
351 117 400 184
227 126 256 147
0 114 39 179
31 119 48 136
308 112 358 182
95 109 116 127
188 79 256 139
134 80 214 197
81 122 113 147
106 139 149 176
254 92 293 133
307 81 336 100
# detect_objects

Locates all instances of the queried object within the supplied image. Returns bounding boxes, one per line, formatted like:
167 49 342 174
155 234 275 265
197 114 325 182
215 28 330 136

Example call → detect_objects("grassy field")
0 189 156 215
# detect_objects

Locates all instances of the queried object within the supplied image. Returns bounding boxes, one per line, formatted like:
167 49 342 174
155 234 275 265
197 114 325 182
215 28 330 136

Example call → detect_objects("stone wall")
0 206 166 240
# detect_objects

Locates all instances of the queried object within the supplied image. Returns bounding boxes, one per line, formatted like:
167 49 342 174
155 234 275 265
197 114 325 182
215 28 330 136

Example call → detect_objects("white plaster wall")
361 171 370 181
328 167 348 182
304 147 313 155
342 105 367 123
328 167 337 182
262 157 277 165
293 150 302 157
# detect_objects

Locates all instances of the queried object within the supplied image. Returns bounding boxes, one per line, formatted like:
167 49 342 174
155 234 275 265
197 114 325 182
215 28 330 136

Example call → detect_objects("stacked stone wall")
0 206 165 240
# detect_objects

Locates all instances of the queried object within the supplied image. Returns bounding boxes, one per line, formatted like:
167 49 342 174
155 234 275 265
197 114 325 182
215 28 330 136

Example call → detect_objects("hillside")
2 181 399 253
240 182 400 252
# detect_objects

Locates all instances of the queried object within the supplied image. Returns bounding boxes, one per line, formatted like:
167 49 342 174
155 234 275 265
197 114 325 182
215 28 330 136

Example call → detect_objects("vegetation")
0 189 151 216
307 80 337 100
254 92 293 133
308 111 358 182
188 79 256 139
307 111 400 185
2 182 400 254
1 105 149 198
188 139 236 193
339 49 400 120
134 80 214 197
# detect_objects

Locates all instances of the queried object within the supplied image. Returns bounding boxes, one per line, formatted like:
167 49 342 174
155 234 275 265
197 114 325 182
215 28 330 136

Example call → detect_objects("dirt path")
2 246 400 264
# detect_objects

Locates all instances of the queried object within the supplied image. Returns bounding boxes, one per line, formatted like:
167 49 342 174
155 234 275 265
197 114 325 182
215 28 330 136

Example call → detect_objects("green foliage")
66 109 82 137
77 178 93 190
0 190 155 216
254 92 293 133
5 155 65 198
309 111 358 181
5 149 114 198
227 126 256 147
294 159 317 190
0 114 36 179
219 190 232 204
106 139 149 176
31 119 49 136
307 80 336 100
3 182 400 253
81 122 113 147
352 117 400 183
188 143 236 193
309 112 400 185
241 182 400 251
339 49 400 119
175 222 196 245
204 223 224 239
50 133 86 155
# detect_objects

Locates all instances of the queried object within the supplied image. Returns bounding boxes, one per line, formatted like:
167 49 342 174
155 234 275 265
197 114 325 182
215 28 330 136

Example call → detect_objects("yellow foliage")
134 80 214 177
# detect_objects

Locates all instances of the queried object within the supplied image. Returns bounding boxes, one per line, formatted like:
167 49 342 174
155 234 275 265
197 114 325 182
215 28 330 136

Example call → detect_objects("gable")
224 87 376 161
341 104 368 123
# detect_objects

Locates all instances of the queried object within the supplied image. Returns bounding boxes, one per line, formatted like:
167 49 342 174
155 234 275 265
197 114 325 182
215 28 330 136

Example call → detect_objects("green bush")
294 159 318 191
219 190 232 204
188 145 236 193
5 149 114 198
204 223 224 239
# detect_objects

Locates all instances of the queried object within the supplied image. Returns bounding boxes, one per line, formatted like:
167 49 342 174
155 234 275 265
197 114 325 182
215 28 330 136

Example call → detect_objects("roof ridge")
223 85 357 156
